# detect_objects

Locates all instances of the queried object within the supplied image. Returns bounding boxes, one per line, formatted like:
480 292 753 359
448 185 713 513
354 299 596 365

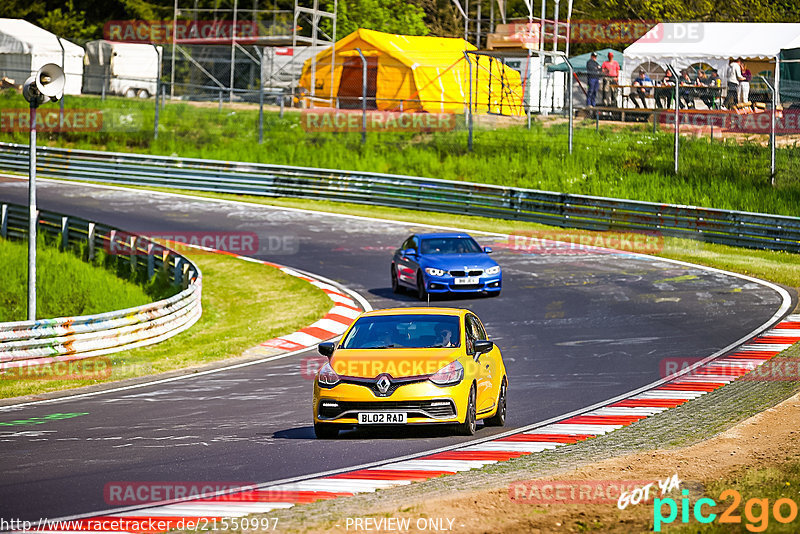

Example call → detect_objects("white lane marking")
276 331 325 346
672 375 736 383
309 318 350 334
763 329 800 336
739 344 793 351
329 306 361 319
532 424 625 434
584 407 670 416
633 391 707 399
265 479 398 492
378 459 495 471
460 442 559 452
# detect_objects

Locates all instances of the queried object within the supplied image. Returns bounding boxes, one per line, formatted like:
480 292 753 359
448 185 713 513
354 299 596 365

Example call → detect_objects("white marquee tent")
622 23 800 85
0 19 84 96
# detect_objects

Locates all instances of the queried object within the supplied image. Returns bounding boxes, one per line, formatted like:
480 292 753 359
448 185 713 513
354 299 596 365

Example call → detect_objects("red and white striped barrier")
31 314 800 532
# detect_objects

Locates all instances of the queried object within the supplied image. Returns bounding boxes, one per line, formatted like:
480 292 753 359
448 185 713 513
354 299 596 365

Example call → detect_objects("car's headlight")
429 360 464 386
485 265 501 275
425 267 446 277
318 362 340 386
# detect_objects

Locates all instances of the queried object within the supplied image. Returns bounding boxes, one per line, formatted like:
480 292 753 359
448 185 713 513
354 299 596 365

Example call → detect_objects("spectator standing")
739 62 752 104
629 69 652 108
725 58 743 108
601 52 620 106
655 69 676 109
586 52 602 107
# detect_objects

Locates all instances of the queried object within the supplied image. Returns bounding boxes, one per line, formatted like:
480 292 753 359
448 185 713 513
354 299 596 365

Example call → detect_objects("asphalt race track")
0 176 792 522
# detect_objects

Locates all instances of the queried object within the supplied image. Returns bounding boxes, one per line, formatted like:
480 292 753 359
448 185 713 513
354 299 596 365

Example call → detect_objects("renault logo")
376 375 392 394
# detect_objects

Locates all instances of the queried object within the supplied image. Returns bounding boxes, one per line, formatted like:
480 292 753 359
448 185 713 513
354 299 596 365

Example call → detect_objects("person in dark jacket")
586 52 601 107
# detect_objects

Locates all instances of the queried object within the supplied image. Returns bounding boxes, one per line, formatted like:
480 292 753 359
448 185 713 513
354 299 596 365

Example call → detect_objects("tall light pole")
22 63 65 320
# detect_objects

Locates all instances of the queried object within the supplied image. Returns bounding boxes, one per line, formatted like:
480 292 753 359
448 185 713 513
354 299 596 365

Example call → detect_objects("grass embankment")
0 246 332 399
0 237 169 322
1 90 799 217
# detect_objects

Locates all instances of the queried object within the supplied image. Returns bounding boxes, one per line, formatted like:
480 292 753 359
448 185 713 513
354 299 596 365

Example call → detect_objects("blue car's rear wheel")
417 272 428 301
391 265 401 294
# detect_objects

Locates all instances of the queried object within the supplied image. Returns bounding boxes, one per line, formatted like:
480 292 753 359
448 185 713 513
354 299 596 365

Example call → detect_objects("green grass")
0 247 332 399
0 236 167 322
2 89 799 217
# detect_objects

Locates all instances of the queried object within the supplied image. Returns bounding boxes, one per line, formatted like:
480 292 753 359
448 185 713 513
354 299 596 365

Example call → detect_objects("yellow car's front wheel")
484 378 507 427
456 384 477 436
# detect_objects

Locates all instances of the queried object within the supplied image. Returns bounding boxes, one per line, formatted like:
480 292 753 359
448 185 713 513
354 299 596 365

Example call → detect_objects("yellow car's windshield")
341 315 461 349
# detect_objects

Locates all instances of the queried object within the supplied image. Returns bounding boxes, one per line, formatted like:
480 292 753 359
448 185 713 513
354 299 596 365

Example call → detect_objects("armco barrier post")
60 216 69 250
87 222 95 261
147 243 155 279
1 204 7 239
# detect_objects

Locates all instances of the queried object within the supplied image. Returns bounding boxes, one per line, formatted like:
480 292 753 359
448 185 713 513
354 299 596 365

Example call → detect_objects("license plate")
454 277 480 285
358 412 407 424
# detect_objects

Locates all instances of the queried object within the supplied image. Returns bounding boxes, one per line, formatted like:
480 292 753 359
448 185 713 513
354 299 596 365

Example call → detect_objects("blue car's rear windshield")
420 237 482 255
340 315 461 349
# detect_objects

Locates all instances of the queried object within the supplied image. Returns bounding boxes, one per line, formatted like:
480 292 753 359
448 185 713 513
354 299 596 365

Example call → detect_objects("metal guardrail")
0 142 798 252
0 202 202 367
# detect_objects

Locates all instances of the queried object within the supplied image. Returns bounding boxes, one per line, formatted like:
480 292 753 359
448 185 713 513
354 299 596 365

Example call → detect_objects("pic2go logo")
654 489 800 532
301 356 328 380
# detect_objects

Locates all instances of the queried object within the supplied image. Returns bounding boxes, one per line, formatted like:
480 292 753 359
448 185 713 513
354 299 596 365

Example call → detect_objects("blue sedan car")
391 232 502 300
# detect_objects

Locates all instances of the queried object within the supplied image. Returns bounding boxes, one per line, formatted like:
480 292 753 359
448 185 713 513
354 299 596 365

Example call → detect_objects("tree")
321 0 428 38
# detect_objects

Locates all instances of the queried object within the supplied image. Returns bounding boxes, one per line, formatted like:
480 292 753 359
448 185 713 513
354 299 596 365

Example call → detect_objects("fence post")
668 65 680 174
219 90 223 112
258 89 264 145
567 58 574 155
0 204 6 239
760 75 777 184
355 48 367 145
154 74 160 140
463 51 474 151
60 216 69 250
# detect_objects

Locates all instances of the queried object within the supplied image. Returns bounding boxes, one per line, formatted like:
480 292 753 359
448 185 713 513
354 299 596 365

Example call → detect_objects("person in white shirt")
725 58 744 108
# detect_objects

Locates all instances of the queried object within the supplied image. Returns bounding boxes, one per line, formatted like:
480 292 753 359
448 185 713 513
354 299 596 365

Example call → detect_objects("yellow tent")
298 28 524 116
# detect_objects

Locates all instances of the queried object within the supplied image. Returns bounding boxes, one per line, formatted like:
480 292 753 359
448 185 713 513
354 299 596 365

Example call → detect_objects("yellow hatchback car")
313 307 508 438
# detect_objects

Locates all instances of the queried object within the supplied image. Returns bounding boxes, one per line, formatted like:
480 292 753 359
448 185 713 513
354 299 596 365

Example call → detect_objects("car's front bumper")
423 274 502 294
313 380 469 425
